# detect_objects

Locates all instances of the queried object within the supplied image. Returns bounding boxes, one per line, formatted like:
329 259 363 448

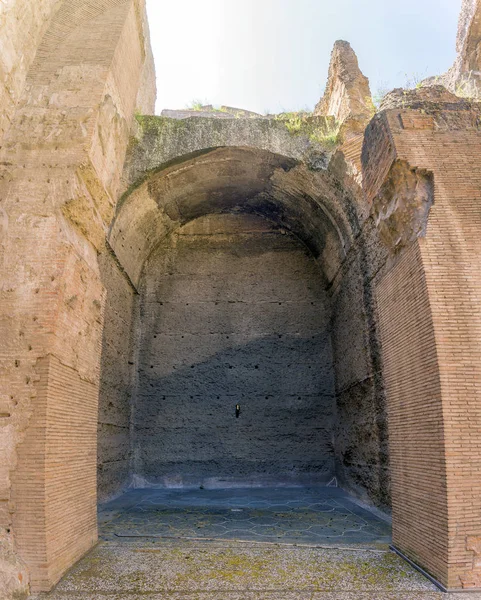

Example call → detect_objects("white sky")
146 0 462 115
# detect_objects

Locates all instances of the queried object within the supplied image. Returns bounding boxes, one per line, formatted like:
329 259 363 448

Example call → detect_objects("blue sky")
146 0 462 115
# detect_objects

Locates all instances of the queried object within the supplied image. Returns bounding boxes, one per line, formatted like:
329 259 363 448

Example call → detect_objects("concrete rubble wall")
134 213 336 488
314 40 374 137
97 248 137 503
330 220 390 507
111 127 391 509
0 0 155 595
446 0 481 95
123 112 346 190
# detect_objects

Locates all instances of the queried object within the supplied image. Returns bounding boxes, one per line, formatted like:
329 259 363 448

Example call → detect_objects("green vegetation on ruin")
186 100 230 113
275 111 342 150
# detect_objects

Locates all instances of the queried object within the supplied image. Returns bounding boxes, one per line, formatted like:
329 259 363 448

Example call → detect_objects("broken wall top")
314 40 374 134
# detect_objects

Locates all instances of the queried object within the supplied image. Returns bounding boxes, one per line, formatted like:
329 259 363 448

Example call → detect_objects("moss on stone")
274 112 341 151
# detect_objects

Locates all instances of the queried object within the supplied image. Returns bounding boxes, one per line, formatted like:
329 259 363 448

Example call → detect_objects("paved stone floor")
31 487 477 599
98 487 392 546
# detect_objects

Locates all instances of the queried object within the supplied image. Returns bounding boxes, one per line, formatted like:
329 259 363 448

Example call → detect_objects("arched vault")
110 146 363 287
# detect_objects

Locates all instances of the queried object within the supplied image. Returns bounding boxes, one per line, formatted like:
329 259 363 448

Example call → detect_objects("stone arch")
111 146 361 287
123 113 345 187
97 142 390 509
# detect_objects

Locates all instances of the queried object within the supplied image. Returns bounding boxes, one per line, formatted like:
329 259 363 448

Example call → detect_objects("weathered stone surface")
379 85 462 111
0 552 29 599
445 0 481 96
314 41 375 138
133 214 336 488
5 0 481 596
372 160 434 253
423 0 481 98
123 113 345 192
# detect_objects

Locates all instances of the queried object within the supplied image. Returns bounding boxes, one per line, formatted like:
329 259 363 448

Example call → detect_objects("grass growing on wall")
275 111 342 150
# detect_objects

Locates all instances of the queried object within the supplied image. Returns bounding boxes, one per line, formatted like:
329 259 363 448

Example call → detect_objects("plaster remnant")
462 535 481 588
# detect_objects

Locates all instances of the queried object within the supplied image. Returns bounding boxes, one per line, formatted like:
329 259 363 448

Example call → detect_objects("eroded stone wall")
331 223 390 507
112 104 392 505
132 214 336 487
97 249 137 503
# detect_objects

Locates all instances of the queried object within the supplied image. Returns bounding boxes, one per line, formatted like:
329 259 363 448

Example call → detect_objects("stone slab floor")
30 487 479 599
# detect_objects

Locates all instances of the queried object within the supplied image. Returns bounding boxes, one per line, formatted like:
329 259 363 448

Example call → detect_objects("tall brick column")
364 90 481 591
0 0 154 593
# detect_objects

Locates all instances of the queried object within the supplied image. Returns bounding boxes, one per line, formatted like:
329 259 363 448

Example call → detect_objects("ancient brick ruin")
2 0 481 596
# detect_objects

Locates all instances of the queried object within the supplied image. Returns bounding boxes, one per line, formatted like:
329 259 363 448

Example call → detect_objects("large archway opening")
19 142 410 596
97 145 389 523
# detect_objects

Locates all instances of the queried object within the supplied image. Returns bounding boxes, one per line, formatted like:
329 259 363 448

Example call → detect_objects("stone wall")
133 214 336 487
97 249 137 503
110 135 390 508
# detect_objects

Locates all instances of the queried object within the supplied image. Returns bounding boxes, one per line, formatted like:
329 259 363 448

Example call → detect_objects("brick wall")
368 102 481 590
376 242 448 579
0 0 153 594
0 0 60 144
13 356 99 590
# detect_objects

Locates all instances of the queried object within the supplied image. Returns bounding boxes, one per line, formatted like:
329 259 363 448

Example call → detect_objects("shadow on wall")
132 333 337 489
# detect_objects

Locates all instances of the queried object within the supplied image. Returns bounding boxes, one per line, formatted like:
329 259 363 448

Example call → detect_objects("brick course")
369 104 481 590
0 0 153 593
1 1 481 597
